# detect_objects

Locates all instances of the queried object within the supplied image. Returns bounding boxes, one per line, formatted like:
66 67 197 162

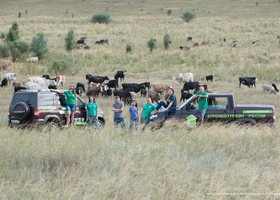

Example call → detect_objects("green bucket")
186 115 197 128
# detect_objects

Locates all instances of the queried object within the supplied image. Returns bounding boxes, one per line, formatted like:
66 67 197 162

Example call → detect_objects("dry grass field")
1 0 280 199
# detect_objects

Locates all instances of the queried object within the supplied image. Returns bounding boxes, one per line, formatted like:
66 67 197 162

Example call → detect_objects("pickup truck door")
74 97 87 125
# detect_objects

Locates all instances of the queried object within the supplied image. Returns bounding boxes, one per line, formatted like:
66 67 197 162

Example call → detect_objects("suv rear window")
38 93 55 106
11 93 35 106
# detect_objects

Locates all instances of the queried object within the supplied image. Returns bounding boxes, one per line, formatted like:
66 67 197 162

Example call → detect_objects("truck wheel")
12 102 30 121
97 119 105 130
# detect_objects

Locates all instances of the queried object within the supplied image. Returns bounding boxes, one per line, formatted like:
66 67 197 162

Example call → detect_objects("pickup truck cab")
151 93 276 125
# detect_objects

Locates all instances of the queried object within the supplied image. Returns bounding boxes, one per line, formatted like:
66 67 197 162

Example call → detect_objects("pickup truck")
151 93 276 126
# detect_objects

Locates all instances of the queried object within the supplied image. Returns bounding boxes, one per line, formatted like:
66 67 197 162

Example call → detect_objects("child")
86 96 101 130
129 100 139 131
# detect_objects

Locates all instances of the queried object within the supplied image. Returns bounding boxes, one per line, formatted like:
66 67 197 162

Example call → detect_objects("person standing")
195 86 208 124
86 96 101 131
140 97 156 130
51 86 77 126
112 96 125 130
129 100 139 131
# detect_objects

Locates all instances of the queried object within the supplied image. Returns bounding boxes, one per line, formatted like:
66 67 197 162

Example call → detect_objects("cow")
187 36 192 41
26 57 38 62
42 74 50 79
48 85 57 89
130 92 137 99
13 81 25 87
206 75 213 82
26 82 43 90
148 90 160 103
201 40 210 45
0 78 8 87
113 89 132 104
179 46 190 50
180 90 193 102
263 85 276 94
56 75 65 86
150 83 171 94
272 83 279 92
28 77 54 88
0 63 9 70
88 82 99 91
122 83 145 93
87 76 109 84
95 39 109 44
140 88 147 97
193 43 199 47
100 84 109 96
14 86 26 93
75 87 84 96
104 88 112 97
4 73 16 85
172 73 193 84
140 82 150 89
1 60 12 66
239 77 257 88
86 85 101 97
75 44 85 49
86 74 93 80
76 36 87 45
252 40 259 44
114 71 125 82
182 82 200 92
107 79 118 89
76 82 86 92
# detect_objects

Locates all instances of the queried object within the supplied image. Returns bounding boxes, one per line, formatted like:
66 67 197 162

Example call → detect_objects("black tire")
97 118 105 130
12 102 30 121
47 120 59 131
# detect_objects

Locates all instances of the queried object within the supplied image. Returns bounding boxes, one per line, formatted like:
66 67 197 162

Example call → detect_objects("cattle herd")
0 57 279 104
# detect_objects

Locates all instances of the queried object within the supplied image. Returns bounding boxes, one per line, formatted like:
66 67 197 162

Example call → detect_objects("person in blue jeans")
112 96 125 130
129 100 139 131
152 88 177 120
86 96 101 131
195 86 208 124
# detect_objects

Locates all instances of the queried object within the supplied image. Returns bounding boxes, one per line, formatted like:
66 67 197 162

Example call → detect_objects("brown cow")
0 63 8 70
13 81 25 87
148 90 160 103
193 43 199 47
151 83 171 94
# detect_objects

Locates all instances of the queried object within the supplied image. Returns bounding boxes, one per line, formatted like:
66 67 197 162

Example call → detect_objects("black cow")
14 86 26 93
76 39 85 45
114 71 125 82
42 74 50 79
272 83 279 92
206 75 213 82
95 39 109 44
140 82 150 89
87 76 109 84
48 85 57 89
122 83 145 93
180 91 193 102
182 81 200 92
113 89 132 104
186 36 192 41
239 77 257 88
86 74 93 80
105 88 112 97
0 78 8 87
140 88 147 97
107 80 118 89
76 82 85 92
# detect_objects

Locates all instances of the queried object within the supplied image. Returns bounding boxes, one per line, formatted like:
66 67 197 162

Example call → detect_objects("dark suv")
8 90 105 129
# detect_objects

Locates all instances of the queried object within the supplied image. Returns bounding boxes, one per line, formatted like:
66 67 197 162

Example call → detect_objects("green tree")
126 44 132 53
167 9 172 16
0 44 10 58
30 33 48 59
147 39 156 52
65 30 75 52
9 41 29 62
182 11 196 22
163 34 171 49
49 58 77 75
6 29 18 42
91 14 111 24
12 22 19 37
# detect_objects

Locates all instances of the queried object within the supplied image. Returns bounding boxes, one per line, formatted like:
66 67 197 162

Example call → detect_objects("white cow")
27 77 52 89
26 82 42 90
172 73 193 84
263 85 276 94
4 73 16 85
26 57 39 62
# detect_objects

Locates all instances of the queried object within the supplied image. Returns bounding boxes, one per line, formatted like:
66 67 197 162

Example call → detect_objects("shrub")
12 22 19 36
147 39 156 52
0 44 10 58
167 9 172 16
25 9 28 15
163 34 171 49
6 29 18 42
30 33 48 59
65 30 75 52
126 44 132 53
9 41 29 62
49 58 78 75
18 12 21 18
182 11 195 22
0 33 5 39
91 14 111 24
84 45 90 49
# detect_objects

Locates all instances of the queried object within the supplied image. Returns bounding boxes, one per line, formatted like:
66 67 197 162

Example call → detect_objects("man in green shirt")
140 98 156 130
195 86 208 124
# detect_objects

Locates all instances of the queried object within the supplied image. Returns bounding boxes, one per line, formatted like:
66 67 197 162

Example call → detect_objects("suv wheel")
12 102 30 121
47 120 59 131
97 119 105 130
